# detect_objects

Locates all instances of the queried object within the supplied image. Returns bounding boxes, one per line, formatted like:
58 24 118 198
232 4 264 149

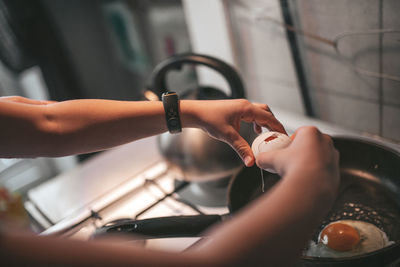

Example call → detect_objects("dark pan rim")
332 135 400 158
301 242 400 262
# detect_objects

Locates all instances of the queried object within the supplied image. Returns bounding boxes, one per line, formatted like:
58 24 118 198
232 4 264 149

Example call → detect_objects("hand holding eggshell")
251 131 291 172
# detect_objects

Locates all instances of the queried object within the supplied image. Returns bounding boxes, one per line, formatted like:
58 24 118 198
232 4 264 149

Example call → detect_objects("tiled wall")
382 0 400 140
229 0 305 114
295 0 400 141
230 0 400 142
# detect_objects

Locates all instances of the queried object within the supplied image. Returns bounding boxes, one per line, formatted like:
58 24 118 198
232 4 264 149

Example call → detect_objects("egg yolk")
319 222 360 251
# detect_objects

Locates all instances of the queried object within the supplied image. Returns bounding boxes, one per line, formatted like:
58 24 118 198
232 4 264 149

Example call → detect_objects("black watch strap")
161 91 182 134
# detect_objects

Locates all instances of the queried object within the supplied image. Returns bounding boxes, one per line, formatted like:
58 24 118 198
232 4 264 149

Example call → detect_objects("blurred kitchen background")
0 0 399 194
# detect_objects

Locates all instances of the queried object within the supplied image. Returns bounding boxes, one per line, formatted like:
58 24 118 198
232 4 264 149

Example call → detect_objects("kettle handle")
148 53 246 99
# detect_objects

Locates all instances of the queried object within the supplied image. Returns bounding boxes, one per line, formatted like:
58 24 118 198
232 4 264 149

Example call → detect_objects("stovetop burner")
174 176 231 207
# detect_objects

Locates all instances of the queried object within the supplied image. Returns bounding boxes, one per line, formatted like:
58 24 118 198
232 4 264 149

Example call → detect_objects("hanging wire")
333 29 400 83
235 2 400 83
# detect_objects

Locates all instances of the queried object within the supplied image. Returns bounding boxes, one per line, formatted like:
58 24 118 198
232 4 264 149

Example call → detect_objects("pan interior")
311 171 400 243
229 166 400 261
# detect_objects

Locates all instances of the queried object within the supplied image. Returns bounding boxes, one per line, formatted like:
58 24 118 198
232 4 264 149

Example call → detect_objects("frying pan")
93 137 400 266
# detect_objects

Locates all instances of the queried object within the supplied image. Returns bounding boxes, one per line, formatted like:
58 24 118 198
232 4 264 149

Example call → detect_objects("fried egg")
304 220 393 258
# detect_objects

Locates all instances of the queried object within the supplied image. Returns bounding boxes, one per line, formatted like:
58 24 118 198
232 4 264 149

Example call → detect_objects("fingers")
290 126 339 164
253 103 272 113
292 127 333 147
291 126 322 142
290 132 297 140
251 104 266 135
255 126 340 182
322 133 334 146
228 130 255 167
255 149 282 173
244 102 287 135
253 122 262 134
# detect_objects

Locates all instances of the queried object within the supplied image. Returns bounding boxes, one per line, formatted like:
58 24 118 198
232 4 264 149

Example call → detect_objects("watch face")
167 108 178 118
163 91 181 133
168 118 179 127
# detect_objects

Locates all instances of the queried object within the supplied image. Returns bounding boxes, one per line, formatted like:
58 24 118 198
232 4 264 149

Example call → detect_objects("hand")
256 126 340 196
181 99 286 167
203 127 340 267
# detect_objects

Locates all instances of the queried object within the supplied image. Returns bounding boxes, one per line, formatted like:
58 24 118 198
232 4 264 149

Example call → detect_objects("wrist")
285 164 339 200
180 100 202 129
161 92 182 134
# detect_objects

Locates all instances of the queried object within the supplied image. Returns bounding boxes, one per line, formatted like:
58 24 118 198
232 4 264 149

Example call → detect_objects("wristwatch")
161 91 182 134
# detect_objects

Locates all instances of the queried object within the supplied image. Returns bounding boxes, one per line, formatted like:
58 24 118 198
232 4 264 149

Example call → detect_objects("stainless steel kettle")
147 53 256 181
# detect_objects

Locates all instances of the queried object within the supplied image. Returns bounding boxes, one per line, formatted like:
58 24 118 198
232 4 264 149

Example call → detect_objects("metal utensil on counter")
146 53 256 182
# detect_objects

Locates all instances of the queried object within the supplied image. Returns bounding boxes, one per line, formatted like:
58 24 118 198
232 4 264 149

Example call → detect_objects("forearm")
1 97 285 165
0 99 198 158
0 230 215 267
201 167 337 267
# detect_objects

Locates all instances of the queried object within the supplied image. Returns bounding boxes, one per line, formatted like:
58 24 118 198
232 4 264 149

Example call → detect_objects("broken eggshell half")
251 131 291 173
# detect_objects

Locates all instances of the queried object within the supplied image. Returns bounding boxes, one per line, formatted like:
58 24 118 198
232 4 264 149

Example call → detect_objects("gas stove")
64 161 229 251
24 108 400 252
27 158 231 251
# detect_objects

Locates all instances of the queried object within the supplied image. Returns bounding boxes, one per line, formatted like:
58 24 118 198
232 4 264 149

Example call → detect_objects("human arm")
196 126 340 266
0 126 339 266
0 96 284 166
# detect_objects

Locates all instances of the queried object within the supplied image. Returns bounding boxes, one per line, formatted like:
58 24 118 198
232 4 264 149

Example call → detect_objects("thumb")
229 132 254 167
256 149 284 173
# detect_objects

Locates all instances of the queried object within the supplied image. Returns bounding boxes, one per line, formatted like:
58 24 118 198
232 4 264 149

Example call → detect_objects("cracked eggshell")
251 131 291 157
251 131 291 173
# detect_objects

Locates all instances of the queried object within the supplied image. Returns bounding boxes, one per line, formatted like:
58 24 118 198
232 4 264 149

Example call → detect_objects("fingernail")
244 156 252 166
